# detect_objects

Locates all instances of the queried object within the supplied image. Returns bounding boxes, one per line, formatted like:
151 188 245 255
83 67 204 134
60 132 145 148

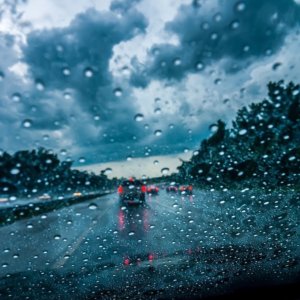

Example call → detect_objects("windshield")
0 0 299 299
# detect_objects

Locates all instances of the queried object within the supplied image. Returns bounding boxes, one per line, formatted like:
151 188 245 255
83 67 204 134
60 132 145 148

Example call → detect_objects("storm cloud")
1 0 300 168
130 0 300 87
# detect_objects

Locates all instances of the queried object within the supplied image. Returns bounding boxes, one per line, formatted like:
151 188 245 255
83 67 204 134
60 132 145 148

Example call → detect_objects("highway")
0 189 298 299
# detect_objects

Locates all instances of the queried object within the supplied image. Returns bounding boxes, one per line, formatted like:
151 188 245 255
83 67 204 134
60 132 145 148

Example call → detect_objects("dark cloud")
20 7 149 160
110 0 142 13
130 0 300 86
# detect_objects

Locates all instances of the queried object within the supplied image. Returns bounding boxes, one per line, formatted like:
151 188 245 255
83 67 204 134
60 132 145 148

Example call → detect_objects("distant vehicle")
147 185 159 195
38 193 51 200
166 183 179 193
117 178 146 205
179 185 193 195
73 192 83 197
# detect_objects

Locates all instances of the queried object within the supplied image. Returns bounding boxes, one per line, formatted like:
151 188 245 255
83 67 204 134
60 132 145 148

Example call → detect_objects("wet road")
0 190 204 276
0 189 299 299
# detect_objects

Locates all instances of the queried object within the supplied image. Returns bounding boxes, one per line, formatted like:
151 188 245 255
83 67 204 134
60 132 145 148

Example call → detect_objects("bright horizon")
75 151 193 179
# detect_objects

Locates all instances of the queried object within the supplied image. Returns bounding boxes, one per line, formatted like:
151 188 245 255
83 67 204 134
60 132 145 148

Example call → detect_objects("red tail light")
141 185 147 193
188 185 193 191
117 186 123 194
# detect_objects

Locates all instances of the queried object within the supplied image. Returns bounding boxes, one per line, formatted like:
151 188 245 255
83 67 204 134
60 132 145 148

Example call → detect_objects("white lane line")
52 206 111 269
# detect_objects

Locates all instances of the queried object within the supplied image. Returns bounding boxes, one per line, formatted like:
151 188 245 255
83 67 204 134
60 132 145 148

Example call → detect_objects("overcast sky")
0 0 300 176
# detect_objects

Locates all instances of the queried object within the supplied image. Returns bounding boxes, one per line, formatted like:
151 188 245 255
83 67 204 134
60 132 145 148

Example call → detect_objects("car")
178 185 193 195
166 183 179 193
117 178 146 205
146 185 159 194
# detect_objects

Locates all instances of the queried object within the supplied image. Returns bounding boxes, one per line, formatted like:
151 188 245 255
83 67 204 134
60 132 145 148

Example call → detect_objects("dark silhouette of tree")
175 81 300 189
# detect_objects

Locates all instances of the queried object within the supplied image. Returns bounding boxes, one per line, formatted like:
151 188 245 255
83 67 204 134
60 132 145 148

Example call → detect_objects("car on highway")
146 185 159 195
117 178 146 205
166 183 179 193
178 185 193 195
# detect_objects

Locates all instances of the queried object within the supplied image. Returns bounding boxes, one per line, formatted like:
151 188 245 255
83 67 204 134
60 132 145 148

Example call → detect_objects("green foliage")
176 81 300 189
0 148 112 196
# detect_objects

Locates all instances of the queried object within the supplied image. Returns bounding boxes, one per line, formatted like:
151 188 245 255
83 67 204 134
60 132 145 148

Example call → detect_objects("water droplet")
161 168 170 175
9 196 17 201
235 2 246 12
272 62 282 71
134 113 144 122
62 67 71 76
78 157 86 163
214 78 222 85
35 79 45 91
154 108 161 115
211 32 218 40
88 203 98 210
64 92 71 100
26 224 33 229
10 168 20 175
128 231 135 236
210 125 218 133
153 160 159 165
214 13 222 22
104 168 112 175
84 68 94 78
11 93 22 102
114 88 123 97
54 235 61 240
154 130 162 136
22 119 32 128
173 58 181 66
60 149 67 156
239 129 247 135
289 156 296 161
230 20 240 30
243 45 250 52
196 62 204 70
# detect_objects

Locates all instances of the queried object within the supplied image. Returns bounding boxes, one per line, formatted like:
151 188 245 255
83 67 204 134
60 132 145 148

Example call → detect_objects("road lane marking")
52 206 111 269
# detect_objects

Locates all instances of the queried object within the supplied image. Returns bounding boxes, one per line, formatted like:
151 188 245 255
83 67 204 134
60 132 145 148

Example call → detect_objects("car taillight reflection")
141 185 147 193
117 186 123 194
118 210 125 231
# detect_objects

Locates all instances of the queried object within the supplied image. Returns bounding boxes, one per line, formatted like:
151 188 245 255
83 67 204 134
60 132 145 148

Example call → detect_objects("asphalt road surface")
0 189 299 299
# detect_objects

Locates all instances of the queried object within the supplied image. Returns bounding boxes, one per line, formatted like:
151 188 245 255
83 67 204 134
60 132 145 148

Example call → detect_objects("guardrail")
0 191 113 227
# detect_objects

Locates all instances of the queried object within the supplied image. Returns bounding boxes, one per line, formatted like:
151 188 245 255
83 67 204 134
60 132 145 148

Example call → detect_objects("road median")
0 191 112 227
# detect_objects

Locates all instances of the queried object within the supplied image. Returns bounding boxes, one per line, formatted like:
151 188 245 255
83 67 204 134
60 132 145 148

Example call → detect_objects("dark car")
117 178 146 205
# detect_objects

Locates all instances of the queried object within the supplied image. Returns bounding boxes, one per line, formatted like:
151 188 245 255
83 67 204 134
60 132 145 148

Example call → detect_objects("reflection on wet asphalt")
0 189 299 299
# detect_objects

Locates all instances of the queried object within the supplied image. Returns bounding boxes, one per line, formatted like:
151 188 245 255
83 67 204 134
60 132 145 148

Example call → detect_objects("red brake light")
188 185 193 190
118 186 123 193
141 185 147 193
